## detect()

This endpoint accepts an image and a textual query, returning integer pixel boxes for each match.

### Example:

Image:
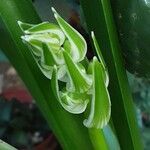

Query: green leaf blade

[81,0,143,149]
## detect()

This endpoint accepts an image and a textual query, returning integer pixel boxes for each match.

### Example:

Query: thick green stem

[89,128,108,150]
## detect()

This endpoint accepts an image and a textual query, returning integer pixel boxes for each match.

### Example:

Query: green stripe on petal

[63,50,92,93]
[57,65,68,82]
[21,34,65,65]
[51,65,60,99]
[22,33,60,50]
[51,66,89,114]
[60,91,89,114]
[84,57,111,129]
[24,22,65,46]
[49,47,64,65]
[52,7,87,62]
[41,43,55,66]
[24,43,54,79]
[40,44,66,79]
[21,36,42,57]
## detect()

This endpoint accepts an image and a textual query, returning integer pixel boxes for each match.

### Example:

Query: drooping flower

[18,8,111,129]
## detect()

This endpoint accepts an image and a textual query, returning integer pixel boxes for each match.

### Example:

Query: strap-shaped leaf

[52,7,87,62]
[63,50,92,93]
[91,32,109,87]
[84,57,111,129]
[51,65,89,114]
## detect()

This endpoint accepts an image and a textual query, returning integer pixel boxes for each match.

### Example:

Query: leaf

[52,7,87,62]
[84,57,111,128]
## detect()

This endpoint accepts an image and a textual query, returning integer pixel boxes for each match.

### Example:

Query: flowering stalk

[0,0,120,148]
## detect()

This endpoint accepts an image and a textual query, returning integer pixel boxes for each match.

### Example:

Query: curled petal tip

[53,65,57,69]
[17,20,22,25]
[21,36,25,40]
[93,56,98,61]
[51,7,57,15]
[53,13,58,20]
[24,30,29,34]
[91,31,94,37]
[21,35,29,41]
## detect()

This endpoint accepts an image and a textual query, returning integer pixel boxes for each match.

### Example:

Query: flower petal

[63,50,92,93]
[84,57,111,129]
[24,22,65,46]
[52,7,87,62]
[51,65,89,114]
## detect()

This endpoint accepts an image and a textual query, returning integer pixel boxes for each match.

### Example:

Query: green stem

[88,128,108,150]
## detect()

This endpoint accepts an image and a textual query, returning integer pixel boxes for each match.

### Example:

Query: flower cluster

[18,8,111,129]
